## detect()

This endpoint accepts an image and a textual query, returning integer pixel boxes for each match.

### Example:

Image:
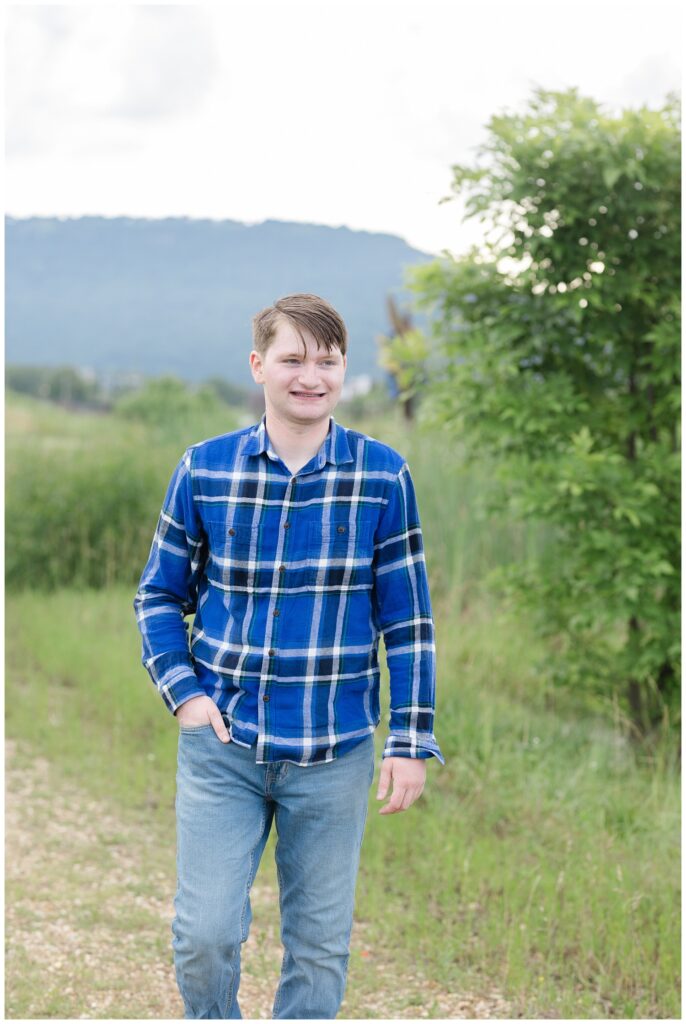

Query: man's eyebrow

[282,351,339,358]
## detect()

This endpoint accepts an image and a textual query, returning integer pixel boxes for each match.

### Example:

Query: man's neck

[264,409,332,468]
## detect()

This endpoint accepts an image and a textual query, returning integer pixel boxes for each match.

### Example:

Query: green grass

[5,390,681,1018]
[5,583,680,1019]
[5,389,545,599]
[5,390,245,591]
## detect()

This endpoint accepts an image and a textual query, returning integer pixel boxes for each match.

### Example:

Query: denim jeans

[171,721,376,1019]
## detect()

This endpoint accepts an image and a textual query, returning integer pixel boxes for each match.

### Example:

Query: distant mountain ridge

[5,215,434,385]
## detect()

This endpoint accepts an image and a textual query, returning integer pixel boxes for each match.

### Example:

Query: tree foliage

[409,87,680,736]
[113,375,223,427]
[6,364,102,405]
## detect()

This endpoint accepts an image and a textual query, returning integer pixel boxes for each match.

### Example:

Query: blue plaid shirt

[133,413,445,767]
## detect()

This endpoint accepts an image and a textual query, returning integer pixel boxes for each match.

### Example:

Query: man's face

[250,319,347,427]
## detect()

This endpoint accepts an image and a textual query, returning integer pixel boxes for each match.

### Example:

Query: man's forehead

[271,325,340,357]
[272,320,312,342]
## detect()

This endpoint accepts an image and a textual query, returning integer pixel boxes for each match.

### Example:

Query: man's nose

[297,366,321,386]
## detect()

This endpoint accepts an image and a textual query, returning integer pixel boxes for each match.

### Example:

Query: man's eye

[284,358,337,365]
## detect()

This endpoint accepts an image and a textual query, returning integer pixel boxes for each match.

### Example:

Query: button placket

[261,473,298,745]
[275,474,296,605]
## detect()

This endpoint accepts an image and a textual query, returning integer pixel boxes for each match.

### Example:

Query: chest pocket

[204,517,254,590]
[307,517,375,589]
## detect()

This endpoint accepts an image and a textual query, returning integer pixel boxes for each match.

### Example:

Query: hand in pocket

[176,695,231,743]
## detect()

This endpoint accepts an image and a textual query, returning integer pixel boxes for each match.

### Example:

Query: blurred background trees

[5,84,680,1016]
[407,86,680,740]
[6,86,680,743]
[376,295,430,422]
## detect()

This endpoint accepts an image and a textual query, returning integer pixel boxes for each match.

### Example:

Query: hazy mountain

[5,215,435,385]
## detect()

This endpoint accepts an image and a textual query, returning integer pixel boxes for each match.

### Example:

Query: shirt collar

[242,412,355,468]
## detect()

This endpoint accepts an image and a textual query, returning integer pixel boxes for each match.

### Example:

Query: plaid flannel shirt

[133,413,445,767]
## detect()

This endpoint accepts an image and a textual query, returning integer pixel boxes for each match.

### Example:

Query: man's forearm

[372,462,445,765]
[133,449,207,714]
[133,588,206,713]
[381,628,445,764]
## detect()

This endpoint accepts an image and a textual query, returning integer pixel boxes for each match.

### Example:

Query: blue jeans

[171,722,376,1019]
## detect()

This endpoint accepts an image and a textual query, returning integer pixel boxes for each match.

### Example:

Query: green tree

[202,375,253,407]
[113,375,221,425]
[376,294,430,421]
[410,87,680,739]
[6,364,101,405]
[112,374,238,447]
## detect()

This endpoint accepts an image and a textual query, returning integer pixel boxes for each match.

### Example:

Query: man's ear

[249,350,263,382]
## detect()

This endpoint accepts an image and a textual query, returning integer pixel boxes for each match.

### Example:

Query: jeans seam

[272,849,287,1017]
[223,800,267,1018]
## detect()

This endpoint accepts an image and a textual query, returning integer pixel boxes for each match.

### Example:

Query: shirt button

[273,609,280,617]
[290,477,296,485]
[263,695,270,702]
[279,565,286,572]
[337,525,346,534]
[228,528,236,536]
[283,521,290,529]
[268,648,275,656]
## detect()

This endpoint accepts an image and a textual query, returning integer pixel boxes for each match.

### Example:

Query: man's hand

[175,695,231,743]
[376,756,426,814]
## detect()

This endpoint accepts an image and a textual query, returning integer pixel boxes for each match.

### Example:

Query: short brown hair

[252,293,348,359]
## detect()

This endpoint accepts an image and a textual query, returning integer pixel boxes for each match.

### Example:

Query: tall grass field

[5,390,680,1018]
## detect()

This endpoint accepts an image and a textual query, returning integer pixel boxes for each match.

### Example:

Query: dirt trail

[5,738,512,1019]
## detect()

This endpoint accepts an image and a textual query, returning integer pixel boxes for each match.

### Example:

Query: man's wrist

[174,698,202,716]
[382,734,446,765]
[168,686,208,716]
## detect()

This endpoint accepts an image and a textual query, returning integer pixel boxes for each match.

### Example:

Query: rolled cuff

[145,650,206,715]
[382,732,446,765]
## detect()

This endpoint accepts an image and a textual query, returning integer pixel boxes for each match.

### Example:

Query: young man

[133,293,445,1019]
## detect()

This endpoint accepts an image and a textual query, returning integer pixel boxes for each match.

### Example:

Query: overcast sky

[5,0,682,255]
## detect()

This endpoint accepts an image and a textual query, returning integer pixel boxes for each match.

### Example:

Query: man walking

[133,293,445,1019]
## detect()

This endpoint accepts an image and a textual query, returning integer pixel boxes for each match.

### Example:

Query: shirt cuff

[146,651,207,715]
[382,732,446,765]
[168,685,209,716]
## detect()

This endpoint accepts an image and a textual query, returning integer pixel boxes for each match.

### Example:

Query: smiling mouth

[291,392,325,399]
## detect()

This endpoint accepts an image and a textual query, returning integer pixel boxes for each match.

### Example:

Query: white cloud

[4,0,682,255]
[6,5,218,159]
[615,53,681,109]
[107,6,218,119]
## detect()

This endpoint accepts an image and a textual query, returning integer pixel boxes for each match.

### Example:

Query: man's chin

[266,394,338,423]
[283,397,334,417]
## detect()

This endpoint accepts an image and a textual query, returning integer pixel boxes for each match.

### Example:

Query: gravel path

[5,737,512,1019]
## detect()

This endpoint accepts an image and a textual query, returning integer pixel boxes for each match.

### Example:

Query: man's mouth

[291,391,325,399]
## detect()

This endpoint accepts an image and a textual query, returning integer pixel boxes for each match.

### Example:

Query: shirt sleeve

[133,448,209,715]
[372,462,446,765]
